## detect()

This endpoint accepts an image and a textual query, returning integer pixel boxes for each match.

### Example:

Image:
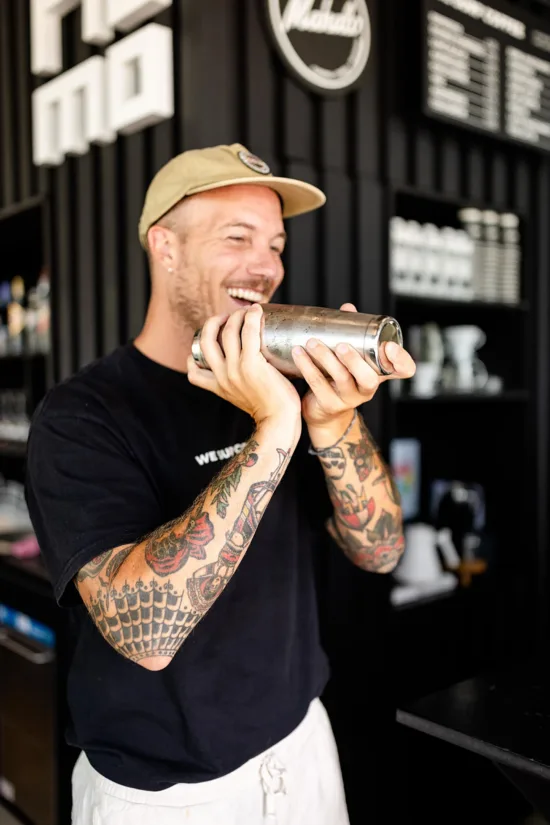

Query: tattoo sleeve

[315,413,405,573]
[74,427,294,669]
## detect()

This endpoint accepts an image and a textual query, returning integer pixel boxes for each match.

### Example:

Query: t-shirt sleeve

[25,397,164,608]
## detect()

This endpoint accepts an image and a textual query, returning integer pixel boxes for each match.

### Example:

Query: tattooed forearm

[144,493,213,576]
[373,469,401,507]
[187,448,290,610]
[314,412,404,573]
[345,415,378,481]
[211,440,259,518]
[318,447,346,480]
[74,426,296,669]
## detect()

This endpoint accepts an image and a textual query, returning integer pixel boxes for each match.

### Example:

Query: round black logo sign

[266,0,371,94]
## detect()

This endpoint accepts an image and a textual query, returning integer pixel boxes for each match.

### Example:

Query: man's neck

[133,310,195,374]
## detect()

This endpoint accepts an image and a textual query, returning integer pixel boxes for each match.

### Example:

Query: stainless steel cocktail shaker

[191,304,403,378]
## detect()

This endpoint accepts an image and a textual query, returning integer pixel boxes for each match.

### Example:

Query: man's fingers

[305,339,356,399]
[241,304,263,361]
[292,346,341,410]
[187,355,222,394]
[334,344,380,397]
[381,342,416,379]
[221,309,247,365]
[199,314,229,376]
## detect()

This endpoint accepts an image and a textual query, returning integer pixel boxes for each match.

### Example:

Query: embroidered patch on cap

[238,150,271,175]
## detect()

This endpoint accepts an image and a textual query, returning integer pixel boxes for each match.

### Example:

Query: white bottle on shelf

[406,220,425,296]
[421,223,444,297]
[389,216,410,295]
[480,210,500,302]
[458,207,483,300]
[441,226,462,300]
[455,230,475,301]
[499,213,521,305]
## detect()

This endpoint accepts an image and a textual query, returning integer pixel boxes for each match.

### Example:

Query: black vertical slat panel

[193,1,241,147]
[100,144,122,355]
[440,137,461,197]
[123,134,147,340]
[357,180,384,314]
[283,81,315,163]
[465,146,485,203]
[71,11,97,367]
[534,161,550,651]
[413,127,436,191]
[491,151,508,209]
[175,0,198,148]
[513,158,531,217]
[0,0,16,207]
[321,100,348,172]
[284,161,321,307]
[14,0,34,201]
[151,120,176,175]
[323,173,353,309]
[354,0,379,178]
[387,121,409,187]
[40,186,56,390]
[53,165,76,380]
[245,0,276,162]
[75,151,98,366]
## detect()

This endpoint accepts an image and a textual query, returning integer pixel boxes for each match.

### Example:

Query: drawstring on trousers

[260,752,287,819]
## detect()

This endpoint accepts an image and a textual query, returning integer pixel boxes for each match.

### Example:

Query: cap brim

[188,176,326,218]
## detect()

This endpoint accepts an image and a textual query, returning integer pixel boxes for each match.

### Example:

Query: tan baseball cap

[138,143,326,248]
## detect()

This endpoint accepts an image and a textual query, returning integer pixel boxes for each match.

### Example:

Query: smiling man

[25,143,415,825]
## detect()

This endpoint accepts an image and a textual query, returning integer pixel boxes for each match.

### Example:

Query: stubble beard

[168,263,209,331]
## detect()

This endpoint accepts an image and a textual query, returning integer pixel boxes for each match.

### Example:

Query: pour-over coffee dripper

[442,325,488,393]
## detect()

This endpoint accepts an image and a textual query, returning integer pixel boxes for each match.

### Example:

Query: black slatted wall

[0,0,37,208]
[0,0,384,388]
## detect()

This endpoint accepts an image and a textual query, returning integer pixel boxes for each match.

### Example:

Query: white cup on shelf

[411,362,440,398]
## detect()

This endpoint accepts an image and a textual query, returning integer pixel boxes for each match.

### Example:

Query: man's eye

[271,247,283,255]
[229,236,246,243]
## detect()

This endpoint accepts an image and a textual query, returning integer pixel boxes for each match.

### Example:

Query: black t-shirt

[25,342,332,791]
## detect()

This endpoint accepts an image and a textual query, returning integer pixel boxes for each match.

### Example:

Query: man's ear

[147,225,180,273]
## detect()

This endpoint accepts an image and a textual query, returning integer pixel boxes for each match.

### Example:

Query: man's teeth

[226,288,265,303]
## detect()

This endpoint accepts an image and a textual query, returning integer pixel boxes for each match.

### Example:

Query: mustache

[224,278,275,294]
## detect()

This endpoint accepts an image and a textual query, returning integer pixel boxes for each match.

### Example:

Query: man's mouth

[226,287,268,306]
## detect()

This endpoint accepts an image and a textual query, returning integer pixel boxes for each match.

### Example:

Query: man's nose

[246,246,279,278]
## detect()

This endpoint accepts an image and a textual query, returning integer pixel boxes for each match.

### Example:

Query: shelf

[0,353,47,364]
[391,184,528,219]
[0,195,44,224]
[0,439,27,457]
[391,588,458,612]
[392,295,529,312]
[394,390,529,404]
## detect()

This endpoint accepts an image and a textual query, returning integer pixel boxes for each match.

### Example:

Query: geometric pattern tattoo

[89,579,200,662]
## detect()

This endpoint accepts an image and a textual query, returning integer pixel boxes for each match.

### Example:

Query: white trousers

[71,698,350,825]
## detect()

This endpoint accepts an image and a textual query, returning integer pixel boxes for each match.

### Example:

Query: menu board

[423,0,550,151]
